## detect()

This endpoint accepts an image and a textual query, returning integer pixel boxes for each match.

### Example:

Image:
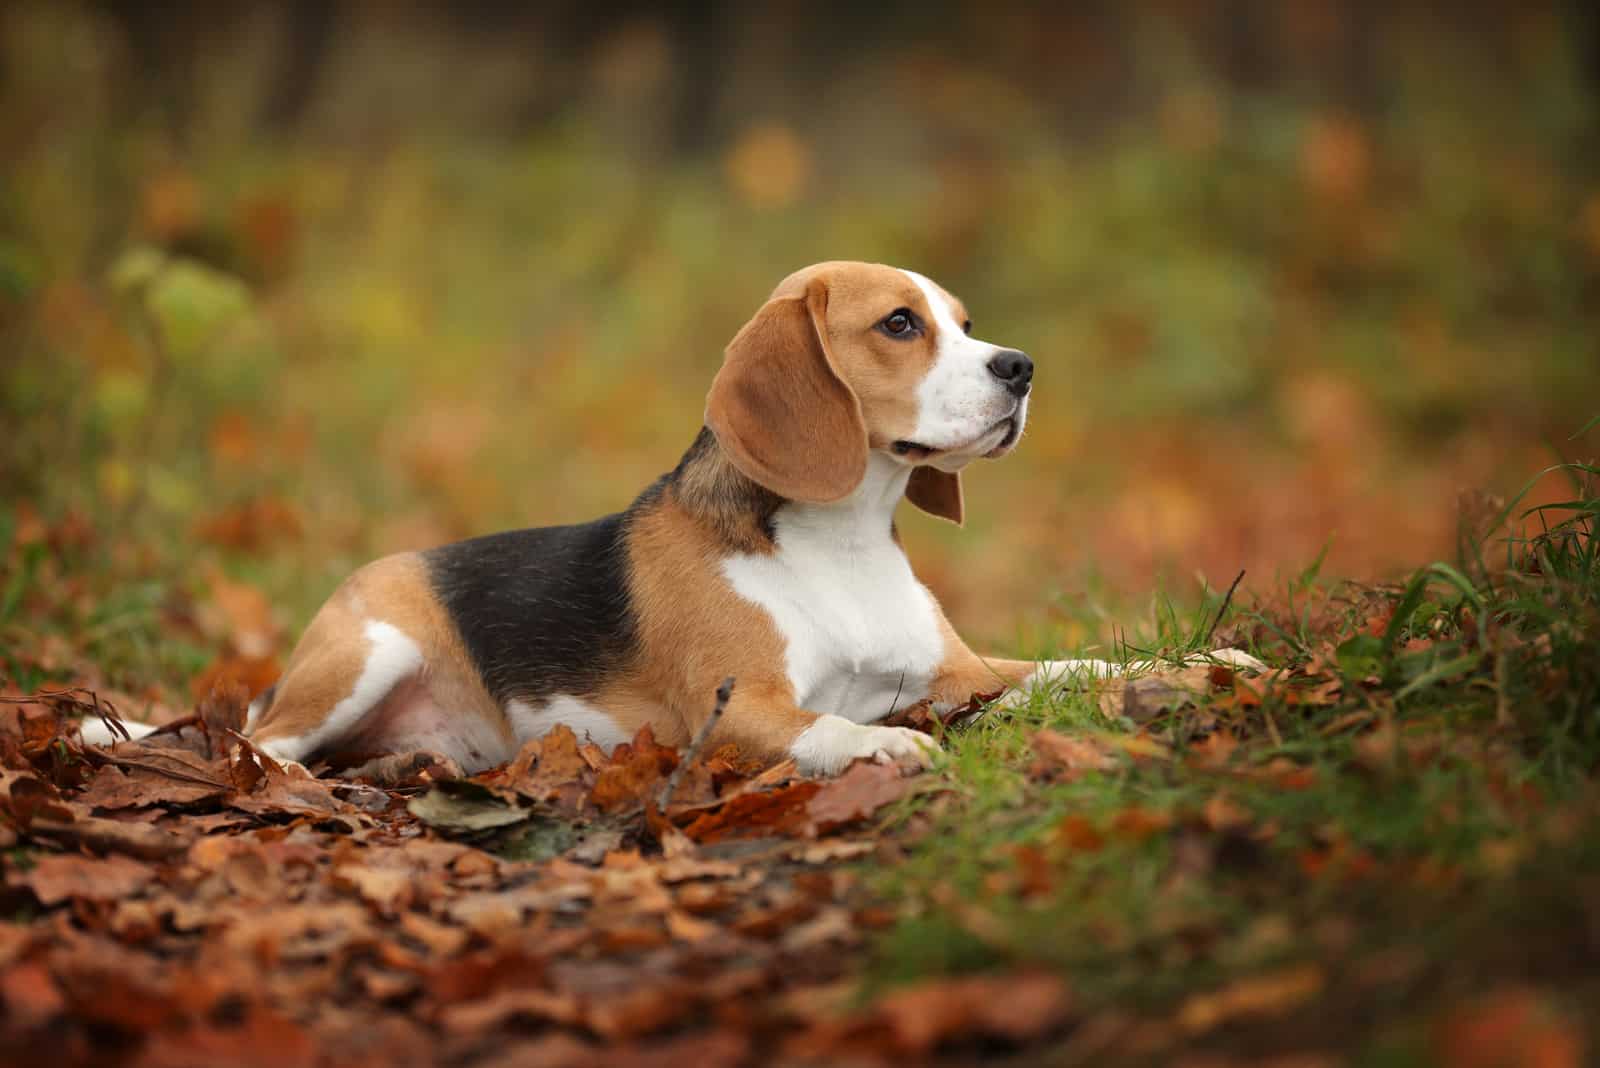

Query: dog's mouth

[892,416,1018,462]
[985,417,1022,456]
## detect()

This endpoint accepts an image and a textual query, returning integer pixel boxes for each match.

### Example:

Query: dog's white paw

[791,715,936,777]
[1191,648,1267,673]
[984,650,1267,717]
[987,660,1121,713]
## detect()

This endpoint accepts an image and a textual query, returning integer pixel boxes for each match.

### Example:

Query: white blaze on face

[901,270,1027,466]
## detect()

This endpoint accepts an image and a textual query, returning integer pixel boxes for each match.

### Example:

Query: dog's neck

[776,451,910,549]
[668,428,908,551]
[668,428,783,551]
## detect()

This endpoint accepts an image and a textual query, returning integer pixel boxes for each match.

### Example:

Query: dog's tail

[77,683,278,747]
[78,717,158,746]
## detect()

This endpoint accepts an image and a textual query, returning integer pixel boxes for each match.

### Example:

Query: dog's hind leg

[249,618,424,766]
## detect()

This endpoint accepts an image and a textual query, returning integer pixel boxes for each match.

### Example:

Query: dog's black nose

[986,349,1033,397]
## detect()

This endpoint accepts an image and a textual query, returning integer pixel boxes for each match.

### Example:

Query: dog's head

[706,261,1032,525]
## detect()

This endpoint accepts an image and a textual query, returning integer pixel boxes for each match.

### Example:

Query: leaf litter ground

[4,462,1600,1066]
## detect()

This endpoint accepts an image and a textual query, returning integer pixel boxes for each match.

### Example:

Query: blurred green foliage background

[2,2,1598,699]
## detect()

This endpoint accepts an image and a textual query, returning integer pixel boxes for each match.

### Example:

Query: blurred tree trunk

[261,0,336,132]
[98,0,204,146]
[665,2,729,155]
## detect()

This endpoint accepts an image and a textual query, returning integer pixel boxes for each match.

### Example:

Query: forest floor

[2,454,1597,1068]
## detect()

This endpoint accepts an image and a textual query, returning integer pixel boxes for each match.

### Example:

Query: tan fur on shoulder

[591,489,815,760]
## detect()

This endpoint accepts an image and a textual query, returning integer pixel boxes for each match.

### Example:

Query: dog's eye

[963,319,973,335]
[878,309,917,338]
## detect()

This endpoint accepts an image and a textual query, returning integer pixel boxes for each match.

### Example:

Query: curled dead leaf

[1030,729,1120,781]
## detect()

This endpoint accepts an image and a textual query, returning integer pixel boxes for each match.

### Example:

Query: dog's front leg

[699,680,935,777]
[929,643,1265,714]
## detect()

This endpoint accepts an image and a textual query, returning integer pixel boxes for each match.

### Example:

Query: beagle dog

[148,262,1261,776]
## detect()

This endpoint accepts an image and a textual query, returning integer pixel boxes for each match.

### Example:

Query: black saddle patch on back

[423,514,637,705]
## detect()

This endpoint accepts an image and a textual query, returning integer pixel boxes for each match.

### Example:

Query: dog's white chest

[722,502,945,723]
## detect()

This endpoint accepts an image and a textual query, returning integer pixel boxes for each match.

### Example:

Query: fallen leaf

[77,763,228,810]
[10,852,155,906]
[679,781,822,843]
[438,987,584,1033]
[812,971,1071,1056]
[1030,729,1120,780]
[1202,793,1252,832]
[200,565,281,659]
[505,725,592,805]
[193,496,304,552]
[1432,988,1584,1068]
[24,813,190,860]
[0,960,65,1029]
[188,654,281,703]
[1114,665,1214,723]
[407,781,530,833]
[333,863,415,916]
[806,760,914,833]
[1178,964,1325,1033]
[590,726,677,813]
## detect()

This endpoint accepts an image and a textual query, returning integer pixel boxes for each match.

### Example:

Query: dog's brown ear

[706,279,867,502]
[906,467,964,525]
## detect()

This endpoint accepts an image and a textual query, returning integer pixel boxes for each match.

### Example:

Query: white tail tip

[79,718,160,747]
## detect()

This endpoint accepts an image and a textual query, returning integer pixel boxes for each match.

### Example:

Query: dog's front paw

[1190,648,1267,673]
[791,714,937,777]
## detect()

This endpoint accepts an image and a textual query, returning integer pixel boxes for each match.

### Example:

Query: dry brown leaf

[503,725,593,806]
[0,960,66,1029]
[780,907,857,952]
[680,780,822,843]
[1431,987,1584,1068]
[1030,729,1120,780]
[10,852,156,905]
[26,813,191,860]
[806,760,915,833]
[664,909,720,943]
[334,863,415,916]
[1202,793,1252,832]
[1178,964,1325,1033]
[438,987,583,1033]
[584,982,697,1040]
[199,566,282,659]
[864,971,1071,1055]
[590,726,677,813]
[220,903,374,964]
[792,840,875,865]
[77,762,228,810]
[193,496,304,552]
[1110,665,1215,723]
[188,654,282,704]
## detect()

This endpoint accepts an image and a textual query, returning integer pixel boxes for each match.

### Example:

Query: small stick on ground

[96,752,228,789]
[657,677,735,811]
[3,686,132,742]
[1204,569,1248,646]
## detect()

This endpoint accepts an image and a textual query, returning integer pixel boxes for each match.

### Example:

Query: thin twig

[1204,569,1248,646]
[657,677,735,811]
[2,686,131,742]
[1260,703,1284,750]
[885,670,906,719]
[96,752,229,789]
[1493,640,1511,729]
